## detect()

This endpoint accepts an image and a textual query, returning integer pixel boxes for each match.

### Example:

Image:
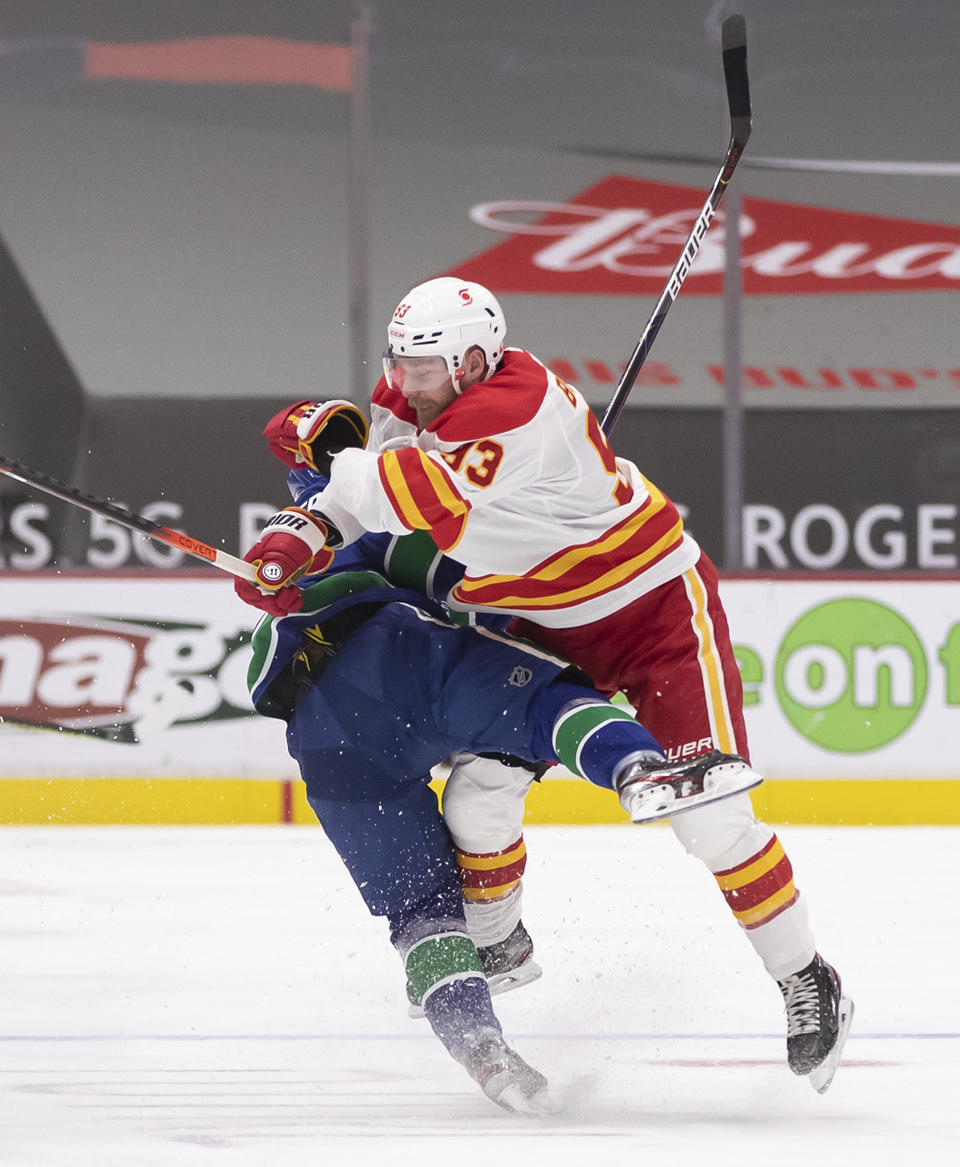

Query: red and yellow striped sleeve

[377,447,471,552]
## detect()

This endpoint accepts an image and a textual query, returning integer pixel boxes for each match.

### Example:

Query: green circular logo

[775,598,927,752]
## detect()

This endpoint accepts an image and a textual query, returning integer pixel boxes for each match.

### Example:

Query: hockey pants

[285,602,654,920]
[478,551,818,981]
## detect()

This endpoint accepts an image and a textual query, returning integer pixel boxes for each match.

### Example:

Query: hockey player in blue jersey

[239,557,681,1114]
[240,536,706,1112]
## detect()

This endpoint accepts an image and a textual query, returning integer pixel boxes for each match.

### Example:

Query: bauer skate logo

[665,736,715,762]
[449,175,960,295]
[509,666,533,687]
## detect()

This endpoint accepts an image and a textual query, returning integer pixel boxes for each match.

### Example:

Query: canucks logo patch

[509,666,533,687]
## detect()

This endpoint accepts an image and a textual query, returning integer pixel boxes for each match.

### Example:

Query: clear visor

[382,350,452,394]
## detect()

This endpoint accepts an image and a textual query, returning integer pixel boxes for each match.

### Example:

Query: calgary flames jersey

[315,348,699,629]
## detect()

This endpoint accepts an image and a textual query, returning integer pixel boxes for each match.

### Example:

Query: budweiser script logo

[444,176,960,294]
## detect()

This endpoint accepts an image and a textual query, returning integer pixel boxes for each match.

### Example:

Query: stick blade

[721,12,746,53]
[721,14,752,129]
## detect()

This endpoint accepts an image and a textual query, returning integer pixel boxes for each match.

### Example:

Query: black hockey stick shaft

[0,453,258,582]
[601,14,752,437]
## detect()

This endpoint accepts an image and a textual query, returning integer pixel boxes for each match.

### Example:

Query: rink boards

[0,573,958,825]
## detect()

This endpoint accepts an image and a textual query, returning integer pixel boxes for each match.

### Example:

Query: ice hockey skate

[615,748,763,824]
[778,953,854,1094]
[407,921,541,1018]
[459,1032,557,1115]
[478,921,543,999]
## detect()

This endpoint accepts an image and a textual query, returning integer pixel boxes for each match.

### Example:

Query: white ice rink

[1,823,956,1167]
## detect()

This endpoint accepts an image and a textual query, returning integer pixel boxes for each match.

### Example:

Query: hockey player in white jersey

[246,277,853,1093]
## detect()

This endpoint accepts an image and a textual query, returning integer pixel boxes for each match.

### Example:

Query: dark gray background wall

[0,1,957,570]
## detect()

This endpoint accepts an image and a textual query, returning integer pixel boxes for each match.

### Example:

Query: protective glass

[382,350,452,394]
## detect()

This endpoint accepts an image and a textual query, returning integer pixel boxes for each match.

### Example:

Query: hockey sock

[550,697,662,789]
[712,833,800,932]
[403,929,484,1006]
[456,836,526,909]
[403,930,501,1058]
[423,978,503,1062]
[461,882,523,949]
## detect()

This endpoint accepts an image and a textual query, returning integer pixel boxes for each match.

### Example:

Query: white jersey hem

[446,534,702,629]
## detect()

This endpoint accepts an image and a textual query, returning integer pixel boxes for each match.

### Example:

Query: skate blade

[488,958,543,998]
[628,765,763,824]
[496,1082,560,1116]
[407,959,543,1018]
[808,995,855,1094]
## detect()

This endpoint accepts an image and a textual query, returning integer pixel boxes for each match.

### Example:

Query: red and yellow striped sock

[456,836,527,903]
[713,834,799,930]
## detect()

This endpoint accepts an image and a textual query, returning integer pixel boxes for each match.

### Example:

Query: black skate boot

[460,1031,557,1115]
[778,953,854,1094]
[615,749,763,823]
[478,921,543,998]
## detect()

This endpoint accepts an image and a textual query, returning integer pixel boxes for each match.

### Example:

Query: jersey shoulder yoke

[430,349,549,442]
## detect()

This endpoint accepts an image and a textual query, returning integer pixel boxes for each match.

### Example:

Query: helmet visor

[382,350,452,394]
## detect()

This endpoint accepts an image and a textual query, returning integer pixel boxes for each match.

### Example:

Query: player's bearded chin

[411,395,443,427]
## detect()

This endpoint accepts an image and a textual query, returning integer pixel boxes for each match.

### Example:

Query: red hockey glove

[233,507,334,617]
[234,575,304,617]
[263,399,369,474]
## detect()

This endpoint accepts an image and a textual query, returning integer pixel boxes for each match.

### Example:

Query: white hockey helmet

[383,277,506,392]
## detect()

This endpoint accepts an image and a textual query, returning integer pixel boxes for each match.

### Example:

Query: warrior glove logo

[260,561,285,583]
[267,512,309,532]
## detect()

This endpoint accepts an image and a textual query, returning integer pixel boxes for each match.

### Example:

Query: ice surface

[1,824,957,1166]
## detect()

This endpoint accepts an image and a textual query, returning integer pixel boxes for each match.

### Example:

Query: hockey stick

[0,453,258,583]
[600,13,751,436]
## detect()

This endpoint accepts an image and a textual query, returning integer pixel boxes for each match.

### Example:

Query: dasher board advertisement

[0,574,957,782]
[0,575,290,778]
